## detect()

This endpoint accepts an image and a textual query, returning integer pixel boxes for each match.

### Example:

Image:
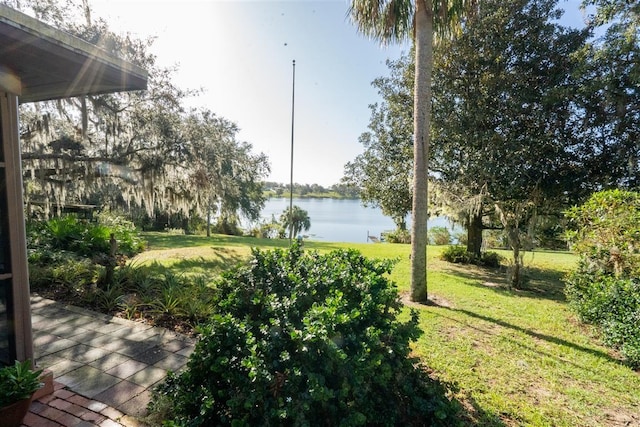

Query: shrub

[566,273,640,365]
[478,251,503,268]
[45,216,78,242]
[151,245,460,426]
[28,229,215,329]
[110,264,215,328]
[429,226,452,245]
[87,283,126,312]
[27,214,144,259]
[251,220,283,239]
[564,190,640,367]
[441,245,471,264]
[96,212,146,256]
[213,216,243,236]
[27,214,146,305]
[383,228,411,243]
[440,246,503,268]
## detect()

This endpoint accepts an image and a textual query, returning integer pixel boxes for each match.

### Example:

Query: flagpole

[289,59,296,243]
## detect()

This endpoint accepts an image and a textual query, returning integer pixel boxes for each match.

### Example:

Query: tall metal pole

[289,59,296,243]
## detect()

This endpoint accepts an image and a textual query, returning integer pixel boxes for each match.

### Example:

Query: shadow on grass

[521,266,567,301]
[436,306,620,366]
[439,262,567,302]
[143,231,367,253]
[457,394,508,427]
[143,232,293,250]
[142,231,370,250]
[169,250,246,275]
[143,232,224,249]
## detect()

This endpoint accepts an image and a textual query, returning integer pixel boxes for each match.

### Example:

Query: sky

[89,0,589,187]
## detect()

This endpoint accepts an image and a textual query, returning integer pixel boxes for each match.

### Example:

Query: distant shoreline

[264,193,359,200]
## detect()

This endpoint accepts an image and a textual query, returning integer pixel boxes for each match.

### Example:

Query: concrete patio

[22,295,196,426]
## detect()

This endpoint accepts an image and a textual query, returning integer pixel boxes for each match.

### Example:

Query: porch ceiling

[0,4,147,103]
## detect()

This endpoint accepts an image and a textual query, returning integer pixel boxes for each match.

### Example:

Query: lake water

[252,198,457,243]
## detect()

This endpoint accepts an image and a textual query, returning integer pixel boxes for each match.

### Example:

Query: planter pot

[0,396,33,427]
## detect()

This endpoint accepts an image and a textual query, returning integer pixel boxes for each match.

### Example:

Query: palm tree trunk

[410,0,433,303]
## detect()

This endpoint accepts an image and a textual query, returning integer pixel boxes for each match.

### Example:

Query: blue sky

[91,0,588,187]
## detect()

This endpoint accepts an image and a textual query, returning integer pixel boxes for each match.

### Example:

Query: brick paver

[21,382,131,427]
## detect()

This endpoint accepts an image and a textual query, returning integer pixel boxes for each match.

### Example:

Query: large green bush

[151,245,460,426]
[382,228,411,243]
[27,214,144,260]
[440,245,503,268]
[95,212,146,256]
[564,190,640,367]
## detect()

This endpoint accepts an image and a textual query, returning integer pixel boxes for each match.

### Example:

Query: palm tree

[349,0,472,302]
[280,205,311,240]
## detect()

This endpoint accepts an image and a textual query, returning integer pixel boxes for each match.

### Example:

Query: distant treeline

[263,182,359,199]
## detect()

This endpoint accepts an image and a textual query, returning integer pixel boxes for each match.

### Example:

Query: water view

[254,198,457,243]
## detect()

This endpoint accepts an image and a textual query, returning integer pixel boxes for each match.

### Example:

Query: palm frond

[348,0,414,44]
[348,0,478,43]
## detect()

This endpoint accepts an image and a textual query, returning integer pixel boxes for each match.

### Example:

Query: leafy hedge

[27,213,145,260]
[440,245,503,268]
[564,190,640,367]
[151,245,461,426]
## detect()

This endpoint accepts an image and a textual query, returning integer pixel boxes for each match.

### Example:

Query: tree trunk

[506,225,522,289]
[206,207,211,237]
[410,0,433,303]
[467,212,483,258]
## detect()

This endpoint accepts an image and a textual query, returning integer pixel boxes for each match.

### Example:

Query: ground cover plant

[150,244,462,426]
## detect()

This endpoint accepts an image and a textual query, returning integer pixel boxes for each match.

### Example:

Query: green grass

[137,232,409,278]
[135,233,640,426]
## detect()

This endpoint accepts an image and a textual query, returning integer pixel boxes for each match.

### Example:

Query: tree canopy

[345,0,640,287]
[570,0,640,191]
[342,56,414,231]
[5,0,270,224]
[431,0,590,285]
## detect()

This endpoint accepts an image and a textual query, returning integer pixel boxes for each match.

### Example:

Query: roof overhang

[0,4,147,103]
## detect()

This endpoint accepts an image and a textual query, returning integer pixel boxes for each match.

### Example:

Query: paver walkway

[22,295,196,426]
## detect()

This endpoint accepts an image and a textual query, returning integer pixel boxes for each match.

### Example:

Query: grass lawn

[135,232,640,426]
